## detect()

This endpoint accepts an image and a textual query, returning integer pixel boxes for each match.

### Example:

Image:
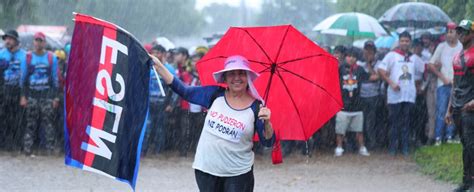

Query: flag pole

[152,66,166,97]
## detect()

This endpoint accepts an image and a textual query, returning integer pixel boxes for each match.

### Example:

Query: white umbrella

[313,12,389,39]
[155,37,175,51]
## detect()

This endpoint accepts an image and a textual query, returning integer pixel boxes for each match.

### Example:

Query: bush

[414,144,463,183]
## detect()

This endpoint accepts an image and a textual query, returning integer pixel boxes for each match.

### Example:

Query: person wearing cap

[20,32,60,156]
[420,32,439,148]
[151,54,275,191]
[171,47,196,157]
[427,22,463,146]
[0,29,27,151]
[446,19,474,192]
[187,51,207,151]
[421,32,435,61]
[358,41,385,150]
[333,45,347,66]
[378,31,425,156]
[410,38,429,147]
[334,47,370,157]
[142,44,176,156]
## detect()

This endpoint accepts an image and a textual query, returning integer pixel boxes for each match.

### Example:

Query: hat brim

[456,26,470,31]
[2,34,18,41]
[213,68,259,83]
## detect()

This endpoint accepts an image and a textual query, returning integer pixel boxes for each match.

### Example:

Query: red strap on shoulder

[26,52,32,67]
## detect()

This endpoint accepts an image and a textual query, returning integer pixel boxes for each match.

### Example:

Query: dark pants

[0,86,23,151]
[388,102,414,155]
[23,97,56,153]
[190,112,206,150]
[361,95,386,150]
[179,110,205,156]
[453,111,474,186]
[314,117,336,149]
[179,109,192,156]
[411,95,428,146]
[165,107,180,151]
[54,95,64,151]
[195,169,254,192]
[142,102,167,156]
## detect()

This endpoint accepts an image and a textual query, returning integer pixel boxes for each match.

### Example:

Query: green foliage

[257,0,335,33]
[414,144,463,183]
[0,0,205,39]
[0,0,38,29]
[335,0,474,24]
[465,0,474,21]
[336,0,408,18]
[201,3,242,33]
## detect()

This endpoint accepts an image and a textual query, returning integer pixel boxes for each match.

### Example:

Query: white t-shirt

[192,96,255,176]
[429,41,463,87]
[421,48,432,63]
[379,51,425,104]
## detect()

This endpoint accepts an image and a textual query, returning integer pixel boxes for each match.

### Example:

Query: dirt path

[0,151,454,192]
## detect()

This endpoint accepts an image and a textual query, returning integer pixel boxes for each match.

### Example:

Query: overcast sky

[195,0,263,11]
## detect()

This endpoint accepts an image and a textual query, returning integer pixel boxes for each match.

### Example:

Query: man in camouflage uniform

[20,32,60,156]
[0,29,27,151]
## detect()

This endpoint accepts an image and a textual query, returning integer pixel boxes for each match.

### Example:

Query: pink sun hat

[212,55,263,102]
[213,55,259,83]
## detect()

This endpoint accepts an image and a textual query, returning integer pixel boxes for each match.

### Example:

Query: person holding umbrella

[151,54,275,191]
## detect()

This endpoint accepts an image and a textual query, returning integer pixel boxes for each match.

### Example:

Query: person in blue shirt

[0,29,27,151]
[151,53,275,191]
[142,44,177,156]
[20,32,60,156]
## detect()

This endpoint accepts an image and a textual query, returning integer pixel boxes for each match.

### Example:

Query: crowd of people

[0,19,473,190]
[0,23,466,157]
[281,22,467,158]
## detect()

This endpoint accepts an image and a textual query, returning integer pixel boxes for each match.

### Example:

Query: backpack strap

[26,51,53,69]
[460,51,468,74]
[47,51,53,68]
[26,52,32,68]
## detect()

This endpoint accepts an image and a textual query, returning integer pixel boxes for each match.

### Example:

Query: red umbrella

[197,25,342,150]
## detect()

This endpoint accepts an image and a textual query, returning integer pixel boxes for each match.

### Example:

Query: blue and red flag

[64,13,151,189]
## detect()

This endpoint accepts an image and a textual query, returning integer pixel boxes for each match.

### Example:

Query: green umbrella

[313,12,389,40]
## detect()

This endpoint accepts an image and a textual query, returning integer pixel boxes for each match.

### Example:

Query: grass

[414,143,463,184]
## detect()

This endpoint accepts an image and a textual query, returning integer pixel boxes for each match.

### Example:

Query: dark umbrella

[18,32,64,51]
[379,2,451,29]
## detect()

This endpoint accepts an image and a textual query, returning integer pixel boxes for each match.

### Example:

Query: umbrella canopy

[379,2,451,29]
[197,25,342,141]
[313,12,389,39]
[395,26,446,39]
[352,38,370,49]
[375,31,398,49]
[18,32,64,51]
[155,37,175,51]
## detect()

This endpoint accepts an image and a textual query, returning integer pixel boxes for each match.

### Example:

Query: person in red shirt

[446,19,474,192]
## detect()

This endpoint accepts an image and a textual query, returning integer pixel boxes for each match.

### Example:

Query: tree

[72,0,205,39]
[0,0,38,29]
[257,0,336,34]
[201,3,254,34]
[336,0,474,25]
[336,0,408,18]
[1,0,205,40]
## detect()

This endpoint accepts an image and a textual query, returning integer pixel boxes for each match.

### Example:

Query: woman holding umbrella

[151,54,275,192]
